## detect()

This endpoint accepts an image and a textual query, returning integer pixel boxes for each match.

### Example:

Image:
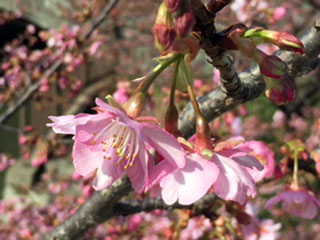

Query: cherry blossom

[266,187,320,219]
[48,98,185,193]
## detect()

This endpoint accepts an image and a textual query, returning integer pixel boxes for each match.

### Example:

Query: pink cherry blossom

[239,140,275,182]
[180,217,212,240]
[155,136,263,205]
[48,98,185,193]
[241,202,281,240]
[212,153,259,205]
[266,188,320,219]
[212,138,264,204]
[159,152,219,205]
[242,218,281,240]
[0,153,16,172]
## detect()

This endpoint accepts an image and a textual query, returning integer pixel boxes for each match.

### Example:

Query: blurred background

[0,0,320,239]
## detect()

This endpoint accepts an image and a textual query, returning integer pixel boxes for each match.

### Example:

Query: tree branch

[113,193,217,217]
[43,175,132,240]
[178,22,320,138]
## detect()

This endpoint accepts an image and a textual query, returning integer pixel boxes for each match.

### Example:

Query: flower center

[93,119,139,169]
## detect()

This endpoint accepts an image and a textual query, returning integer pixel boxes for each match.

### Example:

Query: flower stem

[169,56,180,105]
[137,54,181,94]
[292,150,299,187]
[183,59,212,151]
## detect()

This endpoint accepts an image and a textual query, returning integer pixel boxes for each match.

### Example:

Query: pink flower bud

[245,29,304,54]
[165,0,182,12]
[260,55,288,79]
[175,13,195,38]
[275,32,304,54]
[264,75,296,105]
[153,24,176,52]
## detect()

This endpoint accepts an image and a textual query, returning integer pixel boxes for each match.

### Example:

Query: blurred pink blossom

[272,110,286,128]
[273,7,286,21]
[0,153,16,172]
[240,140,275,182]
[180,217,212,240]
[266,186,320,219]
[113,81,131,105]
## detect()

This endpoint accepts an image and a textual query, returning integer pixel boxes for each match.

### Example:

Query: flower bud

[260,54,288,79]
[171,35,200,62]
[244,29,304,54]
[123,92,146,119]
[165,103,181,137]
[195,115,212,152]
[153,24,176,52]
[165,0,182,13]
[175,13,195,38]
[155,2,173,26]
[264,75,296,105]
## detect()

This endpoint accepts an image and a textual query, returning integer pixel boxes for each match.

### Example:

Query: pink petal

[127,142,149,193]
[76,116,112,143]
[95,98,129,122]
[145,159,174,193]
[233,155,264,171]
[160,153,219,205]
[143,125,186,168]
[265,194,283,209]
[92,154,124,190]
[72,140,103,177]
[213,154,256,205]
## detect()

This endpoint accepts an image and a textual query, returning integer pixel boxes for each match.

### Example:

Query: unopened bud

[260,54,288,79]
[165,0,182,13]
[195,115,212,152]
[264,75,296,105]
[153,24,176,52]
[175,13,195,38]
[244,29,304,54]
[123,92,146,119]
[155,2,173,26]
[165,103,181,136]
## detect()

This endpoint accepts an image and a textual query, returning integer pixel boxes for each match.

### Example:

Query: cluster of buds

[222,25,303,105]
[252,49,295,105]
[153,1,199,62]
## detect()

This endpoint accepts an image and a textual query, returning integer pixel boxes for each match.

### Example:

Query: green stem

[137,54,181,94]
[169,57,181,105]
[293,150,299,186]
